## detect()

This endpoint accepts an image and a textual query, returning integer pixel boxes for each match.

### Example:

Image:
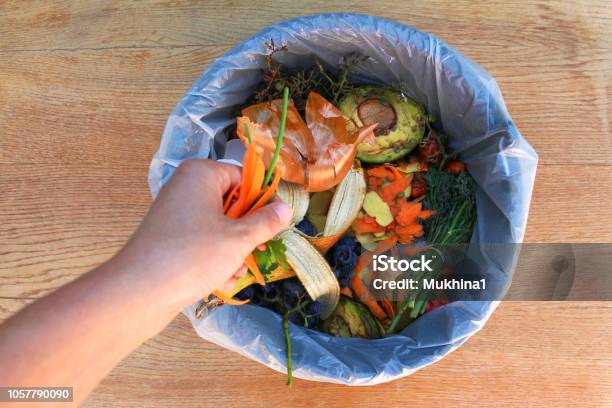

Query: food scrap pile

[196,47,477,384]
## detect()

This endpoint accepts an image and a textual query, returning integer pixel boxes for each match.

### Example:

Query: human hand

[121,159,292,306]
[0,159,293,397]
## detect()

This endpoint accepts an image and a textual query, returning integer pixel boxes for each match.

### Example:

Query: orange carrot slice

[227,144,258,218]
[384,164,401,178]
[362,214,380,225]
[351,273,387,321]
[396,200,422,226]
[397,235,416,244]
[396,223,423,235]
[365,300,387,321]
[352,217,386,234]
[367,166,394,179]
[381,297,396,319]
[379,174,410,204]
[418,209,436,220]
[223,183,240,212]
[247,169,281,214]
[374,236,398,255]
[396,224,424,243]
[340,286,353,298]
[243,253,265,286]
[245,154,265,206]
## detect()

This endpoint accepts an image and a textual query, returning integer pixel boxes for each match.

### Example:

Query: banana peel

[275,180,309,224]
[280,229,339,319]
[196,229,340,319]
[307,165,367,254]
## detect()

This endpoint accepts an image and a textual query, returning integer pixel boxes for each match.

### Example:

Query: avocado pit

[357,98,397,136]
[338,87,425,163]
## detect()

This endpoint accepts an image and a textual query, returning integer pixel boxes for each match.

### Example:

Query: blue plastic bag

[148,13,538,385]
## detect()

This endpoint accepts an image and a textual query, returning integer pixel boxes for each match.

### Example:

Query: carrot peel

[340,286,353,298]
[381,297,396,319]
[244,253,265,286]
[351,273,387,321]
[208,88,290,307]
[247,169,282,214]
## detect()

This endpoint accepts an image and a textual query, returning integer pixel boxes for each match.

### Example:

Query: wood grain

[0,164,150,298]
[525,164,612,243]
[0,46,224,166]
[1,9,610,165]
[0,298,608,407]
[0,1,611,406]
[1,0,610,50]
[85,302,612,407]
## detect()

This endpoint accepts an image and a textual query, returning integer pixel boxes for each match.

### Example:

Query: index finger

[211,160,242,194]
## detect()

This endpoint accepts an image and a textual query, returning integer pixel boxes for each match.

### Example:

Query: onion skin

[237,92,376,192]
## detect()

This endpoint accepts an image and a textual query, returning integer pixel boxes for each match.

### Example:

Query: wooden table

[1,1,611,406]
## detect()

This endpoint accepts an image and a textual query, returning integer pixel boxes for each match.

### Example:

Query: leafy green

[423,167,477,244]
[252,239,289,280]
[387,167,477,334]
[266,239,290,271]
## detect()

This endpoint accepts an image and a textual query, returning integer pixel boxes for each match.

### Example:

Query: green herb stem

[441,200,468,244]
[263,86,289,187]
[283,311,293,386]
[386,301,409,334]
[244,122,252,144]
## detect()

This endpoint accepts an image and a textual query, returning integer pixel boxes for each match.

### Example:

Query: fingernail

[270,201,292,225]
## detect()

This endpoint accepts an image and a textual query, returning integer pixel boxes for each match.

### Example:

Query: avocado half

[338,87,426,163]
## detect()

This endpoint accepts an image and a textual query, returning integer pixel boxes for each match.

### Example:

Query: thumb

[237,200,293,245]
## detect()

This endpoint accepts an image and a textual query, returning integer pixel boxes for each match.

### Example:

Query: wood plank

[0,164,150,298]
[80,302,611,407]
[2,297,609,406]
[1,2,611,406]
[0,46,610,166]
[1,1,610,50]
[1,293,610,405]
[0,46,224,166]
[0,163,609,299]
[525,164,612,243]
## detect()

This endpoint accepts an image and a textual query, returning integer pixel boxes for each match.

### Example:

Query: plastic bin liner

[148,13,538,385]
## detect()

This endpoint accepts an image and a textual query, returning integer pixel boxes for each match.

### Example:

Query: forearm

[0,160,290,406]
[0,241,199,405]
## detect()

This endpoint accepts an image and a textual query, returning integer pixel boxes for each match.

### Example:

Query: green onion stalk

[263,86,289,188]
[268,86,293,384]
[244,87,292,381]
[283,311,293,386]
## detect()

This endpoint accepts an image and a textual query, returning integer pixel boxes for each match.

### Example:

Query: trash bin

[148,13,538,385]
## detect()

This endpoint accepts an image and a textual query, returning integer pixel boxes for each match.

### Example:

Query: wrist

[106,240,208,313]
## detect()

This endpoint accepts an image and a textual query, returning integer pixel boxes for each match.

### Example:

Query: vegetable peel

[237,92,376,192]
[363,191,393,227]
